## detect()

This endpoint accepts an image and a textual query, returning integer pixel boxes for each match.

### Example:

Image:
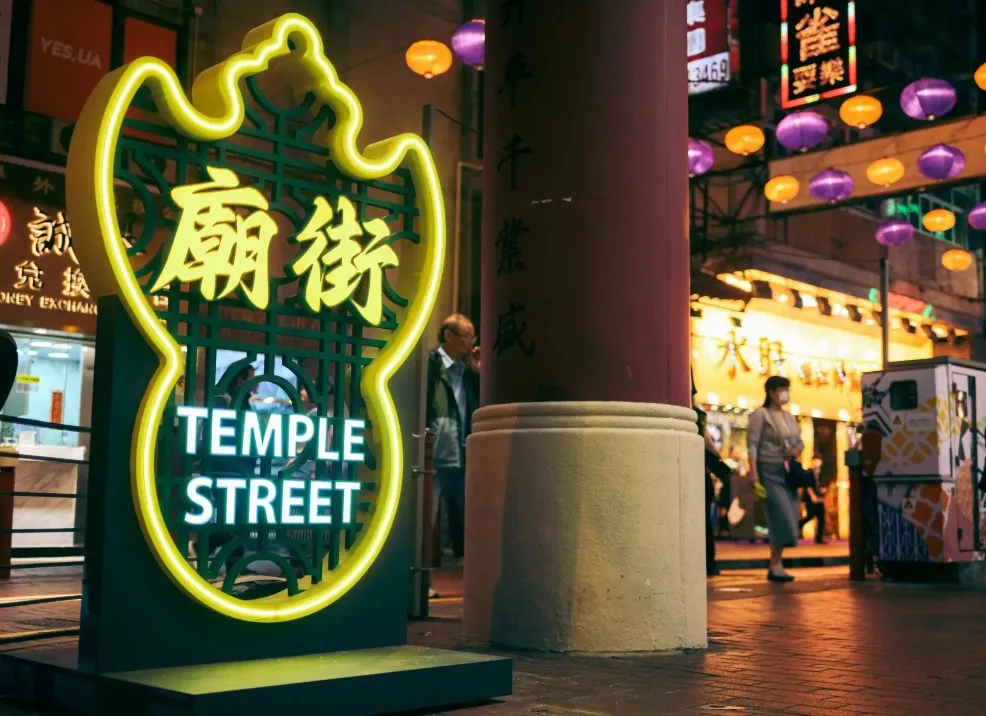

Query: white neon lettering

[248,479,277,524]
[211,409,237,456]
[334,481,360,523]
[287,414,315,457]
[177,406,209,454]
[343,419,365,461]
[309,481,333,525]
[242,411,283,458]
[316,416,339,460]
[215,477,247,524]
[280,480,306,525]
[184,476,214,525]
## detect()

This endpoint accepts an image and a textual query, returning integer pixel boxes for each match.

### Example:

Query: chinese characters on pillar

[781,0,856,108]
[686,0,736,96]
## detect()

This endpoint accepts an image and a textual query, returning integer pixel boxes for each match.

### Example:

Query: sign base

[0,642,511,715]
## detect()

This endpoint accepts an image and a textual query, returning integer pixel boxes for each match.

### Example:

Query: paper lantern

[451,19,485,68]
[917,144,965,180]
[922,208,956,233]
[900,78,957,121]
[764,175,800,203]
[724,125,765,156]
[866,157,905,187]
[977,63,986,91]
[941,248,973,272]
[968,203,986,230]
[875,219,915,247]
[0,200,9,247]
[840,95,883,129]
[406,40,453,78]
[688,139,715,176]
[776,111,828,151]
[809,169,854,203]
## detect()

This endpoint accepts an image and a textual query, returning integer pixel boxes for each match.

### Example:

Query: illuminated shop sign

[781,0,857,108]
[687,0,739,96]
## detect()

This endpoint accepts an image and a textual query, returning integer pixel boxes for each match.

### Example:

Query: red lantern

[0,201,10,247]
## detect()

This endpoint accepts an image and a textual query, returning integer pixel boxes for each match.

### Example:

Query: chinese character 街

[152,166,277,309]
[291,195,399,326]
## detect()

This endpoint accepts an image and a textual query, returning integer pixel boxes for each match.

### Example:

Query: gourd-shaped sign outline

[66,13,445,622]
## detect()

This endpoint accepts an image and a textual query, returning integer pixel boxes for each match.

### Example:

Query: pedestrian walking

[747,375,803,582]
[799,454,828,544]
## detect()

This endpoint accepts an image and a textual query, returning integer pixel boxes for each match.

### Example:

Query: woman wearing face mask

[747,375,803,582]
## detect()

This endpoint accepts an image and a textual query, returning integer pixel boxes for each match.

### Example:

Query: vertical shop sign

[24,0,113,122]
[687,0,732,96]
[50,389,63,424]
[781,0,857,108]
[0,0,13,104]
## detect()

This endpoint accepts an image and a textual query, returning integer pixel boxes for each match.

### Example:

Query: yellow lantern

[942,248,973,272]
[976,63,986,91]
[724,125,765,156]
[866,157,905,187]
[923,208,956,233]
[839,95,883,128]
[764,175,800,203]
[406,40,453,78]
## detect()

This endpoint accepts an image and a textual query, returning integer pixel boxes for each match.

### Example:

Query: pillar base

[463,402,707,653]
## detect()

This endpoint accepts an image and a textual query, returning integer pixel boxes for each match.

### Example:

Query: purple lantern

[776,111,829,152]
[688,139,715,176]
[968,203,986,231]
[900,78,957,121]
[809,169,854,202]
[875,219,915,247]
[917,144,965,180]
[451,19,485,68]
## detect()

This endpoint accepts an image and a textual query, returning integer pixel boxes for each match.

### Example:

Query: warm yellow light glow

[942,248,973,272]
[716,273,753,292]
[976,63,986,91]
[922,208,956,233]
[764,175,800,203]
[838,409,851,422]
[840,95,883,128]
[866,157,905,187]
[790,403,801,416]
[725,125,765,156]
[65,14,446,623]
[406,40,453,78]
[811,409,822,418]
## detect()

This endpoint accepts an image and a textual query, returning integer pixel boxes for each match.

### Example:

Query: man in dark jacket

[426,314,479,560]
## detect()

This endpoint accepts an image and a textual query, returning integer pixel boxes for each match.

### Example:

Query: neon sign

[781,0,857,109]
[66,14,445,622]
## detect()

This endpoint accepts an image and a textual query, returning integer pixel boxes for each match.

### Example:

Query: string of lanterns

[406,18,484,78]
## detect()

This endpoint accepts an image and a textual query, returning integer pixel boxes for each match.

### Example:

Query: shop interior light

[777,293,789,303]
[790,289,803,308]
[847,305,863,322]
[33,329,47,335]
[800,294,817,309]
[751,280,773,299]
[27,350,37,356]
[817,296,832,316]
[52,343,72,350]
[30,341,52,348]
[47,352,70,359]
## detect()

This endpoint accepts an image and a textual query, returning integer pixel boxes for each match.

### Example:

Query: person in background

[747,375,803,583]
[694,378,730,576]
[426,314,479,563]
[799,453,828,545]
[727,446,756,542]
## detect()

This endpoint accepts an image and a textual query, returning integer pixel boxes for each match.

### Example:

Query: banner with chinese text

[687,0,735,96]
[781,0,857,108]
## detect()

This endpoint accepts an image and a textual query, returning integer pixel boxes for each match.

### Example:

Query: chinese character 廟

[14,261,44,291]
[290,195,399,326]
[62,267,90,299]
[687,28,707,58]
[686,0,706,27]
[152,166,277,309]
[28,208,77,264]
[792,63,818,95]
[795,6,841,63]
[819,57,845,86]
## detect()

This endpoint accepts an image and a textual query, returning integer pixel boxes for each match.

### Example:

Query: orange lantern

[866,157,905,187]
[839,95,883,128]
[976,63,986,91]
[764,175,800,203]
[724,125,765,156]
[941,248,973,271]
[406,40,453,78]
[923,208,956,233]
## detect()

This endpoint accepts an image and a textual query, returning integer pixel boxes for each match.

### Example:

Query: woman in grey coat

[747,375,803,582]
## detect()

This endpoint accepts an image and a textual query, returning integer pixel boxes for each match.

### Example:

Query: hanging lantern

[977,63,986,91]
[942,248,973,272]
[866,157,905,187]
[764,175,800,203]
[688,139,715,176]
[775,111,829,152]
[900,78,957,121]
[0,200,9,248]
[917,144,965,180]
[809,168,854,203]
[451,19,485,68]
[968,202,986,230]
[875,219,915,248]
[840,95,883,129]
[922,208,956,233]
[724,125,765,156]
[406,40,453,78]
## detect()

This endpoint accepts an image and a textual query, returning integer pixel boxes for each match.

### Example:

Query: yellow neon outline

[66,14,445,622]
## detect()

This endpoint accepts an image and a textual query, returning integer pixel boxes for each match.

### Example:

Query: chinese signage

[781,0,857,108]
[687,0,735,96]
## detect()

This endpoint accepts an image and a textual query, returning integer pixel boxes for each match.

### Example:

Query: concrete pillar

[463,0,706,652]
